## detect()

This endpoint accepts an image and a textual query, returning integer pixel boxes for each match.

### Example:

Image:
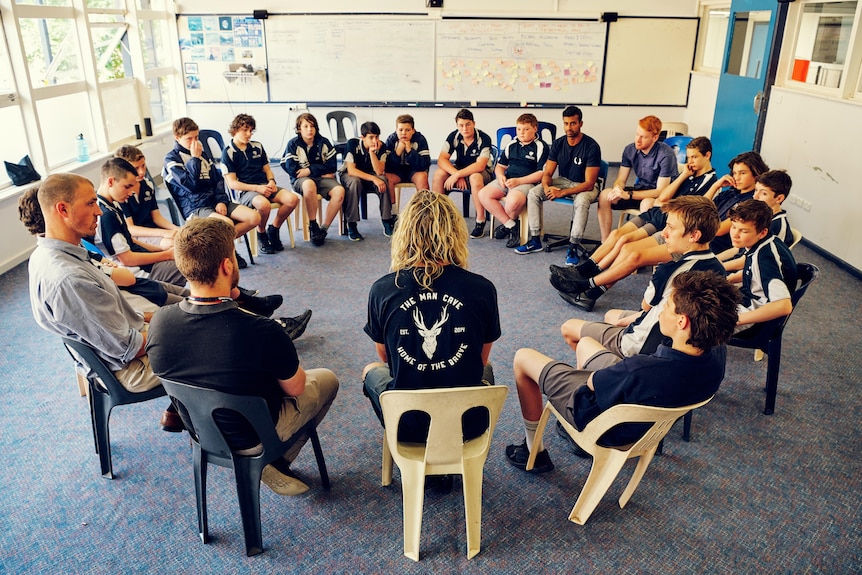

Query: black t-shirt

[147,300,299,450]
[548,134,602,182]
[365,265,501,440]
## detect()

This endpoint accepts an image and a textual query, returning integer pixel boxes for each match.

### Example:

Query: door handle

[753,92,763,113]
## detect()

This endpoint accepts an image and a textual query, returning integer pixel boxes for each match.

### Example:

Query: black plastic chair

[158,377,330,557]
[538,120,557,143]
[326,110,358,160]
[61,338,166,479]
[728,262,819,415]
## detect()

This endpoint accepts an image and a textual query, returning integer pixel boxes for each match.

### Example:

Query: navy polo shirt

[499,137,549,179]
[440,129,493,170]
[621,141,679,190]
[222,140,270,186]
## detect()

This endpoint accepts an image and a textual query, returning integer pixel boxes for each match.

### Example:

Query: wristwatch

[627,190,634,200]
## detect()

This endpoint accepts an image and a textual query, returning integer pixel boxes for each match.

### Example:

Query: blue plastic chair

[542,160,609,252]
[663,136,694,164]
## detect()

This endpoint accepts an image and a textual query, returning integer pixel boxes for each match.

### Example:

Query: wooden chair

[158,377,330,556]
[527,397,713,525]
[61,338,166,479]
[380,386,508,561]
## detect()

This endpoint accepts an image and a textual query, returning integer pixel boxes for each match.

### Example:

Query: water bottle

[76,134,89,162]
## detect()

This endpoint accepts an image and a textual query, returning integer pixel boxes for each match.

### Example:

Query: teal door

[710,0,782,172]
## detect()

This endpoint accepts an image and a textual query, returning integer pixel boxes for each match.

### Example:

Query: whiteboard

[602,18,698,106]
[436,20,605,104]
[266,18,435,102]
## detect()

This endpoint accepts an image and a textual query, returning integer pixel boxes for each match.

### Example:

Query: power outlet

[288,103,307,111]
[802,200,812,212]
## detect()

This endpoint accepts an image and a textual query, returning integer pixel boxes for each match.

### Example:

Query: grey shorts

[189,201,242,219]
[292,176,342,199]
[579,321,628,361]
[238,190,265,207]
[539,354,623,425]
[488,179,533,197]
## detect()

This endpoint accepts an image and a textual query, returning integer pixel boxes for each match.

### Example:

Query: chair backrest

[663,135,694,164]
[731,262,819,348]
[158,377,282,464]
[198,129,226,161]
[576,396,713,455]
[326,111,359,146]
[658,122,689,141]
[537,121,557,143]
[381,386,508,467]
[496,126,517,152]
[789,227,803,250]
[598,159,609,191]
[80,238,104,257]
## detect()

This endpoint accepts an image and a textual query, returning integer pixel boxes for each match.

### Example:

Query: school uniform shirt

[281,133,339,180]
[342,138,389,175]
[94,195,154,276]
[440,129,493,170]
[498,137,550,179]
[740,233,797,315]
[121,177,158,228]
[548,134,602,183]
[620,141,679,190]
[710,187,755,253]
[163,141,230,218]
[384,132,431,173]
[639,169,718,229]
[771,209,793,246]
[222,140,270,186]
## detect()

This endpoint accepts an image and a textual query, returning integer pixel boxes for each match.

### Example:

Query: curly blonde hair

[390,189,468,290]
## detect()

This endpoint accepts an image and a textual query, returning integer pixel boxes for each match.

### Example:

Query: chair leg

[462,190,471,217]
[399,462,426,562]
[461,459,486,559]
[308,428,330,490]
[568,450,628,525]
[285,212,296,249]
[618,446,659,509]
[682,411,692,442]
[90,387,114,479]
[233,460,265,557]
[381,433,393,487]
[76,371,88,397]
[525,403,553,471]
[193,446,209,544]
[241,235,255,265]
[764,336,782,415]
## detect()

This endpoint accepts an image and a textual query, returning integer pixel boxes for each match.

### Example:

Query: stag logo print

[413,305,450,359]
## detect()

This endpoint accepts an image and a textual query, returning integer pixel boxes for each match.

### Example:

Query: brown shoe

[160,409,184,433]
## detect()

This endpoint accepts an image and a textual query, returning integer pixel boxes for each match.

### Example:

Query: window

[784,0,862,98]
[696,3,731,73]
[19,17,84,87]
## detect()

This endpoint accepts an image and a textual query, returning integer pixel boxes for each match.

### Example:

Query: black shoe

[275,309,312,340]
[550,272,587,294]
[493,223,510,239]
[550,264,585,282]
[424,474,454,494]
[257,230,275,254]
[238,293,283,317]
[470,221,486,239]
[558,290,596,312]
[556,421,591,458]
[235,252,248,269]
[382,217,396,237]
[310,224,327,246]
[505,221,521,248]
[267,224,285,251]
[236,286,259,298]
[505,440,554,473]
[347,224,364,242]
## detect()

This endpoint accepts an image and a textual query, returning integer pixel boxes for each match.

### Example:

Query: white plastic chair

[380,385,508,561]
[527,396,712,525]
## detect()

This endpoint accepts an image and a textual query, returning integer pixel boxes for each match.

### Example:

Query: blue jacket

[163,141,229,218]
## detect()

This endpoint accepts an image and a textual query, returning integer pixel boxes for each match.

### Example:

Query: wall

[0,135,176,275]
[760,87,862,271]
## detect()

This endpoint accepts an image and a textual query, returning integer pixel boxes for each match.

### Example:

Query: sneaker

[235,252,248,269]
[267,224,285,252]
[257,230,275,255]
[505,221,521,248]
[275,309,312,340]
[493,223,510,239]
[550,264,584,282]
[261,464,310,496]
[565,243,581,266]
[558,290,596,312]
[382,217,396,237]
[515,237,542,254]
[238,293,283,318]
[347,224,364,242]
[549,272,586,294]
[505,440,554,473]
[310,225,327,246]
[556,421,592,458]
[470,221,486,239]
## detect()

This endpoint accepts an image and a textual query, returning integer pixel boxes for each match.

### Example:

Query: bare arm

[115,244,174,266]
[278,365,307,397]
[737,299,793,326]
[481,342,493,366]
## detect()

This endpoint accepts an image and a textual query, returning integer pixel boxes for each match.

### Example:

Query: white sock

[524,419,542,452]
[504,219,516,229]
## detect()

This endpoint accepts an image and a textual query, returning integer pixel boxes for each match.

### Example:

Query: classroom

[0,1,860,572]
